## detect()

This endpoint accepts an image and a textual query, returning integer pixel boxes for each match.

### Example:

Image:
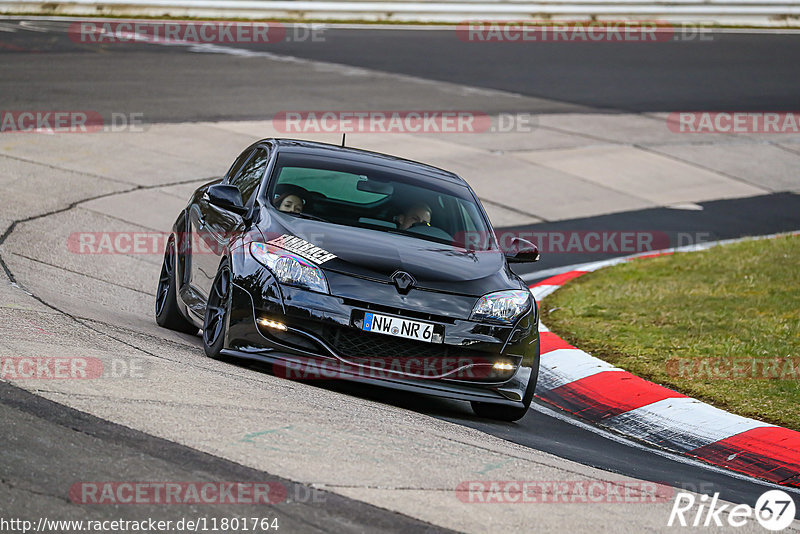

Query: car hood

[260,214,520,297]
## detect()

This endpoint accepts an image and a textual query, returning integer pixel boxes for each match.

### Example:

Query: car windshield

[266,152,496,251]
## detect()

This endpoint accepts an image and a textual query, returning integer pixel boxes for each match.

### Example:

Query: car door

[188,147,253,301]
[191,146,270,301]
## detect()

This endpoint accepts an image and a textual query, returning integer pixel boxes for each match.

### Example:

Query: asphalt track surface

[0,381,453,533]
[2,20,800,119]
[512,192,800,279]
[253,29,800,114]
[2,18,800,529]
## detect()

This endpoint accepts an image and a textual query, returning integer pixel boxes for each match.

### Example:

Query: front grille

[323,325,453,361]
[319,325,509,382]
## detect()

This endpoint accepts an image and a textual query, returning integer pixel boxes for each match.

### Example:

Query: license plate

[362,312,437,343]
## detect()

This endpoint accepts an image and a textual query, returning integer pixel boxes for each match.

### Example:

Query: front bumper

[224,266,539,406]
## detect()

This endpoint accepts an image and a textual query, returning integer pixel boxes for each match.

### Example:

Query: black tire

[203,259,232,359]
[155,237,198,334]
[471,343,540,422]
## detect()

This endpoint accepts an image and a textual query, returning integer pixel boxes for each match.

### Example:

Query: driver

[274,192,304,214]
[394,203,432,230]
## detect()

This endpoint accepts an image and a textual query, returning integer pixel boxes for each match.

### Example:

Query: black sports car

[156,139,541,421]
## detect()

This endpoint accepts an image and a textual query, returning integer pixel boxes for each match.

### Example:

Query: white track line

[529,401,800,496]
[603,397,773,451]
[539,348,623,389]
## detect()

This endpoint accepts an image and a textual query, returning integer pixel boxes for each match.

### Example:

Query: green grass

[541,234,800,431]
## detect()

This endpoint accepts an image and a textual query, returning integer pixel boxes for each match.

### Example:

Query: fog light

[493,362,515,371]
[259,318,287,331]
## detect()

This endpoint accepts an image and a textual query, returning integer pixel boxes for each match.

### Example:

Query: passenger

[394,203,432,230]
[275,192,304,214]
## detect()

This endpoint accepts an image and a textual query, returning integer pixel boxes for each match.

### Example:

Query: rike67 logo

[669,490,796,531]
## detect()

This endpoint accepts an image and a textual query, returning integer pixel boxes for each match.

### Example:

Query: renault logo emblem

[391,271,416,294]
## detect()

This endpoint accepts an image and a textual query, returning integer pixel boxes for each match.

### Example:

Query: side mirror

[504,237,540,263]
[206,184,248,215]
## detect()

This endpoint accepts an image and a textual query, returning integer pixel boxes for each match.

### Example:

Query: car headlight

[471,290,531,324]
[250,242,329,294]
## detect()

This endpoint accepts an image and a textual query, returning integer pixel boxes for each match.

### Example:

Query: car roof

[262,138,468,186]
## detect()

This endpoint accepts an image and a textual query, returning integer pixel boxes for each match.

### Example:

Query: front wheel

[471,343,540,422]
[203,260,232,359]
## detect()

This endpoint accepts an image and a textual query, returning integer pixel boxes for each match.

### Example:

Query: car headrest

[272,184,312,208]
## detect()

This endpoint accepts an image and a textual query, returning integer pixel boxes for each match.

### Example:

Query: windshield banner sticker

[267,234,337,264]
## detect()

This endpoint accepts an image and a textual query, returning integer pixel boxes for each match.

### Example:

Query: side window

[230,148,269,206]
[225,148,253,182]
